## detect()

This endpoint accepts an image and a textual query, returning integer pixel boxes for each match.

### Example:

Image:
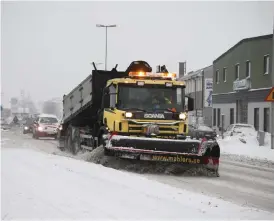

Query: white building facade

[180,65,213,126]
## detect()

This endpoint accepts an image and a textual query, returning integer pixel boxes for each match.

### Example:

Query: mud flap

[204,157,220,177]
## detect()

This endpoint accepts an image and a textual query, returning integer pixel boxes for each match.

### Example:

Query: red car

[32,114,59,139]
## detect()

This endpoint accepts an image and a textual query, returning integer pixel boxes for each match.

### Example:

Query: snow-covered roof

[232,123,254,128]
[197,125,213,132]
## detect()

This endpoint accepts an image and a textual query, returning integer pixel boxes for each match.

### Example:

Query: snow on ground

[218,130,274,162]
[2,135,274,220]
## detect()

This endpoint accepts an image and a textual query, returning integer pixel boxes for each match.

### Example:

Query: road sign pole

[271,20,274,149]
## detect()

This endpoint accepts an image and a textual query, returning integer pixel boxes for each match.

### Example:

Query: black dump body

[62,61,152,129]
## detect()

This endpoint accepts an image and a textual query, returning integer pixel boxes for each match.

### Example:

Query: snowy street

[1,129,274,219]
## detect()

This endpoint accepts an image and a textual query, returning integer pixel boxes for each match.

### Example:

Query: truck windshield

[117,84,185,112]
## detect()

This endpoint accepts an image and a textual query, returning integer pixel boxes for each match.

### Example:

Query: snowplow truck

[58,60,220,174]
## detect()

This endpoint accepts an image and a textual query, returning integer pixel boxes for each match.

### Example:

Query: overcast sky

[1,1,274,107]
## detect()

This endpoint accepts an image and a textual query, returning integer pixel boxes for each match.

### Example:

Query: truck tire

[65,125,81,155]
[65,126,73,153]
[71,128,81,155]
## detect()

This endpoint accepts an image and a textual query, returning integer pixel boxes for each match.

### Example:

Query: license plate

[47,131,56,135]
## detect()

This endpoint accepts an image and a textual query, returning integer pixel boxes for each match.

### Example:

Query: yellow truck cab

[102,71,189,139]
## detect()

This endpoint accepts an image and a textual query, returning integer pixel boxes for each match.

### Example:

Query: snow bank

[197,125,213,131]
[2,146,274,220]
[218,130,274,162]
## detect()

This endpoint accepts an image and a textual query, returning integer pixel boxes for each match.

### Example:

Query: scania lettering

[144,113,165,119]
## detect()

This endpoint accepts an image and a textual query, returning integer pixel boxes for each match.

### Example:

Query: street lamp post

[96,24,117,71]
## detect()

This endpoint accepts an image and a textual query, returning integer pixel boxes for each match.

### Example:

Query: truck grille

[128,122,179,134]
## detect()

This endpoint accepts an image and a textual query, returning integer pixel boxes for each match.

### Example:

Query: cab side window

[109,84,117,108]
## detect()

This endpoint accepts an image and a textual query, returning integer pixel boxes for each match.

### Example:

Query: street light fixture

[96,24,117,71]
[90,62,103,66]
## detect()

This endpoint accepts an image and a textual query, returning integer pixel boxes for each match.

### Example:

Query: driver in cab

[150,91,178,112]
[151,91,174,110]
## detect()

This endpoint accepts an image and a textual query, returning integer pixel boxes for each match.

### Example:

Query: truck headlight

[125,112,133,118]
[179,113,186,120]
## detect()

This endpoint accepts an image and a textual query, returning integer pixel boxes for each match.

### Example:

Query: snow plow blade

[105,135,220,175]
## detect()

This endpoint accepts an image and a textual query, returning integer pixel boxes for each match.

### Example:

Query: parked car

[1,118,11,130]
[32,114,59,139]
[188,124,218,140]
[223,123,256,137]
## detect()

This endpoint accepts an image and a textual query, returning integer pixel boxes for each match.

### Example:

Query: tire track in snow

[143,162,274,213]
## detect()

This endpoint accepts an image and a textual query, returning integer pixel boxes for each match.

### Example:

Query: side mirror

[185,96,194,111]
[101,87,110,109]
[103,87,109,95]
[103,95,110,108]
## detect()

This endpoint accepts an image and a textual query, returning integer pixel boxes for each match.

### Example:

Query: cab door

[102,83,117,131]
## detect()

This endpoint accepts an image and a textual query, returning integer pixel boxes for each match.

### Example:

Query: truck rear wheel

[65,125,81,155]
[71,128,81,155]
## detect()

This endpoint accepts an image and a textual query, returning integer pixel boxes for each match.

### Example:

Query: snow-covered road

[1,129,274,219]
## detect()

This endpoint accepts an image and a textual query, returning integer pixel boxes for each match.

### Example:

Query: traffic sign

[264,87,274,102]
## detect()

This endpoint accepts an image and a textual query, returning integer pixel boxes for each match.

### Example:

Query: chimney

[179,62,186,79]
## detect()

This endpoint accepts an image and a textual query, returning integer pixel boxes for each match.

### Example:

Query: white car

[32,114,59,139]
[224,123,256,137]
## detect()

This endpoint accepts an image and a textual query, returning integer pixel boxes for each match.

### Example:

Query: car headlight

[179,113,186,120]
[125,112,133,118]
[24,126,28,130]
[38,126,43,131]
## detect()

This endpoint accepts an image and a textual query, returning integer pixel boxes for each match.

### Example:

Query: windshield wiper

[122,107,146,112]
[152,108,176,113]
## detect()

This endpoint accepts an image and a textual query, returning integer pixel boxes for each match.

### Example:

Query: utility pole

[96,24,117,71]
[194,77,197,125]
[271,19,274,149]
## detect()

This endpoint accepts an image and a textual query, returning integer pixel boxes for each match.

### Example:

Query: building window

[254,108,259,131]
[215,70,219,83]
[235,64,240,80]
[213,108,216,126]
[223,68,227,82]
[263,55,269,74]
[198,77,202,91]
[246,61,251,77]
[230,108,234,124]
[264,108,270,132]
[217,108,221,127]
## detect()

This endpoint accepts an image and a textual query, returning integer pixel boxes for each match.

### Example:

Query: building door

[230,108,234,124]
[236,99,248,124]
[254,108,259,131]
[236,100,240,123]
[264,108,270,132]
